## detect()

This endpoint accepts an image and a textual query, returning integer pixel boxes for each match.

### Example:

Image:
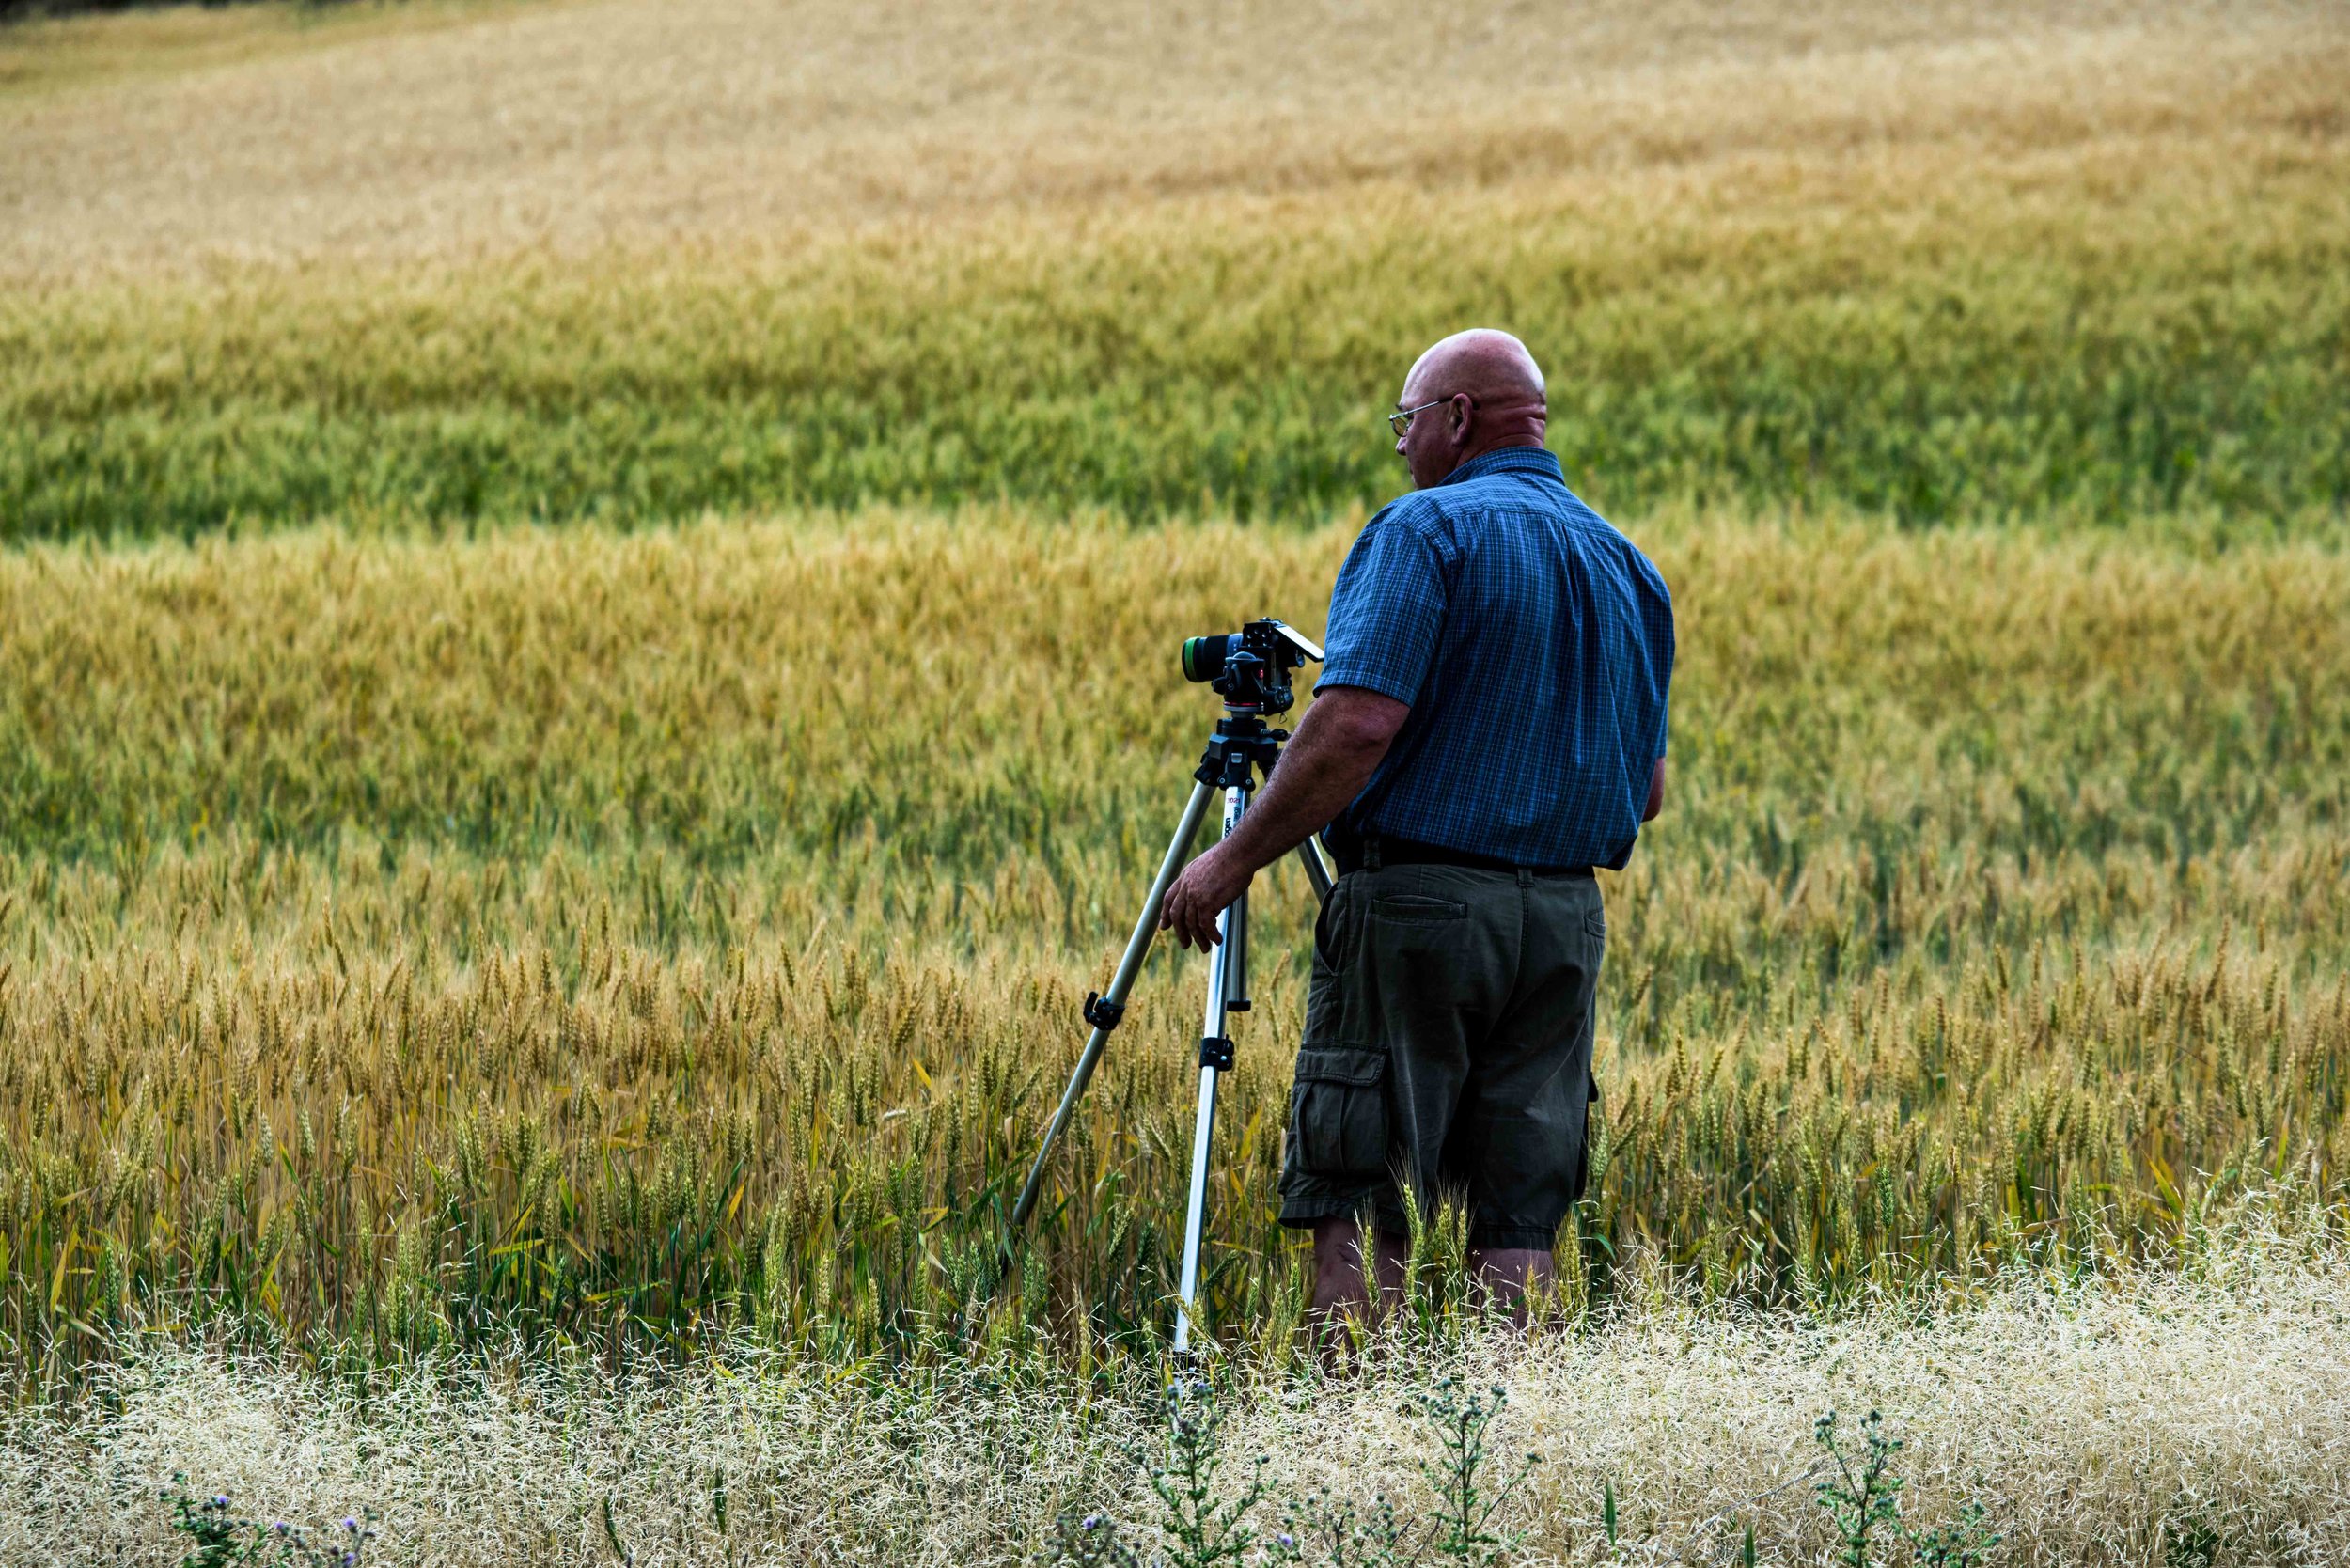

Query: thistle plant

[1404,1379,1539,1565]
[1045,1510,1144,1567]
[1909,1502,2002,1568]
[1137,1377,1277,1568]
[158,1477,381,1568]
[1813,1410,1907,1566]
[1054,1372,1543,1568]
[1812,1411,2002,1568]
[1270,1488,1411,1568]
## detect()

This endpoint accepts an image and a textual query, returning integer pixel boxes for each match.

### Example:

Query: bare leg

[1308,1218,1410,1322]
[1465,1246,1558,1328]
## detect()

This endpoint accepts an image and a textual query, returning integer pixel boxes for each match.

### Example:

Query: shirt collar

[1436,445,1564,488]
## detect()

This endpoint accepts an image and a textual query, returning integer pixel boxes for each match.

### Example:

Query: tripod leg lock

[1083,991,1126,1032]
[1198,1035,1235,1072]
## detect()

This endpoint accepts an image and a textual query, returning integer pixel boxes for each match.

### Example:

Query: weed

[1063,1373,1539,1567]
[1274,1490,1411,1568]
[158,1477,381,1568]
[1814,1411,1907,1567]
[1402,1380,1538,1565]
[1812,1411,2002,1568]
[2160,1512,2221,1568]
[1137,1378,1277,1568]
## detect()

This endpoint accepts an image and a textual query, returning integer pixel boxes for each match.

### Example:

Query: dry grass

[3,0,2342,275]
[7,1235,2347,1565]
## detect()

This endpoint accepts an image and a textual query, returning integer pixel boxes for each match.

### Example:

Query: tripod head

[1180,619,1324,714]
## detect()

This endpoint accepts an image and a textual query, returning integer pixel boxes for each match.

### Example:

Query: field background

[6,0,2348,538]
[3,0,2349,1562]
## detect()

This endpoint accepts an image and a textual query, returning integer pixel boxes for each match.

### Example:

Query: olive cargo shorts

[1277,862,1604,1251]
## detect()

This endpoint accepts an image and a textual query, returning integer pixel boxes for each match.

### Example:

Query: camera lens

[1181,634,1233,683]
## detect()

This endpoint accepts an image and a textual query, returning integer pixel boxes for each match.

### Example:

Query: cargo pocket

[1288,1044,1389,1180]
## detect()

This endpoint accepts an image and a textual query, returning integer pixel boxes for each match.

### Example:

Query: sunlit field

[4,512,2347,1370]
[5,2,2345,538]
[2,0,2346,1561]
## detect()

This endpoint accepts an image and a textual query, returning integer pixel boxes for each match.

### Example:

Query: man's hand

[1161,839,1253,950]
[1154,684,1410,954]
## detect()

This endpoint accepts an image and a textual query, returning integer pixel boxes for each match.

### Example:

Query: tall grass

[1,512,2342,1385]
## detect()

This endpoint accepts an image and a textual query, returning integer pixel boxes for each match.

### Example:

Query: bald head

[1394,329,1547,489]
[1402,329,1546,410]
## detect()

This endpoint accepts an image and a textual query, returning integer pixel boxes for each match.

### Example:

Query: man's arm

[1644,756,1667,822]
[1159,686,1410,950]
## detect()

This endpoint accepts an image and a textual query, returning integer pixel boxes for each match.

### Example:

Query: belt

[1328,833,1593,880]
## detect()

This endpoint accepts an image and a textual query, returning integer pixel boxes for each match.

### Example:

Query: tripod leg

[1226,884,1249,1012]
[1173,781,1250,1355]
[1295,835,1333,903]
[1010,778,1218,1232]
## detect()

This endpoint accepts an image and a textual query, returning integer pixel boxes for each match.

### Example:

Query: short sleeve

[1316,510,1449,707]
[1647,565,1676,757]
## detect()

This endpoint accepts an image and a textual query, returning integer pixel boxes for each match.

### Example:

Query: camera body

[1181,619,1324,713]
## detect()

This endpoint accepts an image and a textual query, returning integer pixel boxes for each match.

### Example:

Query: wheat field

[6,0,2329,270]
[4,0,2349,1561]
[5,0,2347,536]
[3,510,2348,1386]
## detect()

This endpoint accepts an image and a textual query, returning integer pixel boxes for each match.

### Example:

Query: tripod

[1009,698,1332,1355]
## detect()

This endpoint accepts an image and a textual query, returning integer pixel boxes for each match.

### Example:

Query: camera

[1179,619,1324,713]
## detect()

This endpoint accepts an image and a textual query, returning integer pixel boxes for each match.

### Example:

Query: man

[1159,328,1673,1322]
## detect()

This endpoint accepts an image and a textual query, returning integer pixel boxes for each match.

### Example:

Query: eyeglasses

[1386,397,1450,438]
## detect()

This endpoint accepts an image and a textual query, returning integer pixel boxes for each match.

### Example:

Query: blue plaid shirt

[1316,447,1674,871]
